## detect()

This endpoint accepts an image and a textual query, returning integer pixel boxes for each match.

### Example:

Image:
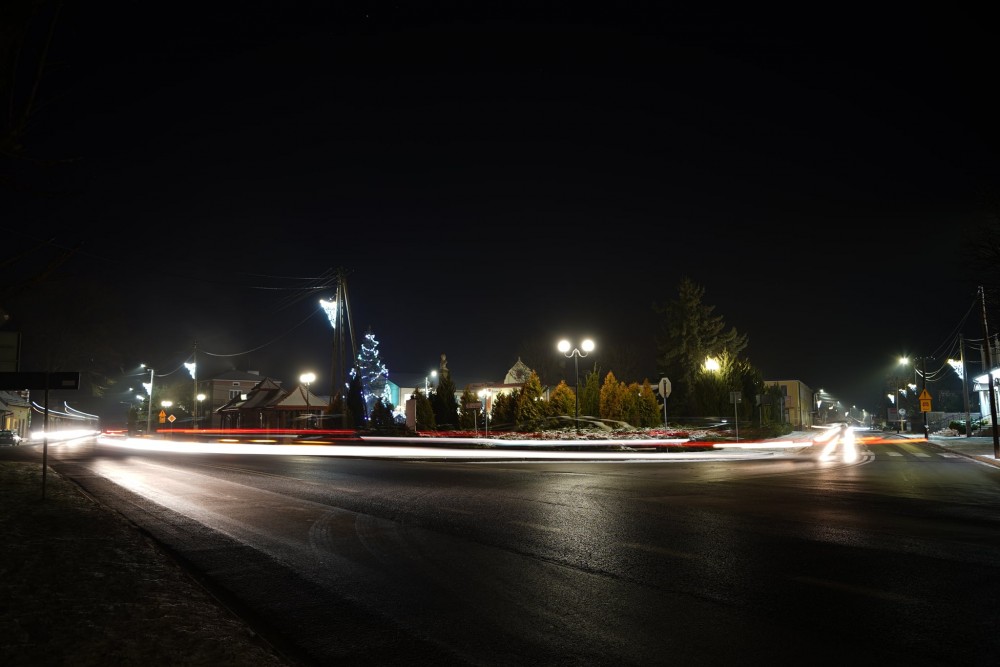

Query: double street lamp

[558,338,595,431]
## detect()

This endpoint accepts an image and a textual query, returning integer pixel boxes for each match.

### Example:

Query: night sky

[4,3,999,415]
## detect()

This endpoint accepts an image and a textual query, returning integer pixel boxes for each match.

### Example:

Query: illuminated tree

[352,329,390,415]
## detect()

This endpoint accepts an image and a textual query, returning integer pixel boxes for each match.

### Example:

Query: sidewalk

[899,432,1000,468]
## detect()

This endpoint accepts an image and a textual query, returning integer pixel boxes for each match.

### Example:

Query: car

[0,430,22,446]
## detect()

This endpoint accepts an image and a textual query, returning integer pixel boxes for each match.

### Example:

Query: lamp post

[478,388,492,437]
[558,338,595,432]
[196,393,206,428]
[141,364,154,435]
[300,372,315,428]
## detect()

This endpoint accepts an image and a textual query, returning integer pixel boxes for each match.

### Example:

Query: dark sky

[4,2,999,414]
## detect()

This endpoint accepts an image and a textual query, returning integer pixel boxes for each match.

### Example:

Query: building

[215,376,327,429]
[0,389,31,440]
[765,379,814,428]
[198,370,276,428]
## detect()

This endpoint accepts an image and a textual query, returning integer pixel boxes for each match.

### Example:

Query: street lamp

[299,372,315,428]
[478,388,492,437]
[196,393,206,428]
[425,370,437,395]
[141,364,154,435]
[558,338,595,431]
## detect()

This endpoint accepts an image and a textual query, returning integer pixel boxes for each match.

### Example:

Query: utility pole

[979,286,999,458]
[921,356,929,439]
[326,268,357,429]
[959,334,971,437]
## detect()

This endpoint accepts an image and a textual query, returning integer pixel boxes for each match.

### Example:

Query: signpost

[730,391,742,442]
[464,402,480,435]
[658,377,671,427]
[919,388,932,439]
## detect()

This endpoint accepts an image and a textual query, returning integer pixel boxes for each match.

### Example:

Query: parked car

[0,429,22,446]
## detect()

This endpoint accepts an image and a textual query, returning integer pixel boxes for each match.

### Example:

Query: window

[229,389,241,400]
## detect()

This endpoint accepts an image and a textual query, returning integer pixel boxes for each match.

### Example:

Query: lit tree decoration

[184,362,196,379]
[351,329,390,414]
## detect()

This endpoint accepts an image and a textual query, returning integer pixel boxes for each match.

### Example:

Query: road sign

[658,377,671,397]
[729,391,742,404]
[167,414,176,423]
[920,399,932,412]
[919,388,931,400]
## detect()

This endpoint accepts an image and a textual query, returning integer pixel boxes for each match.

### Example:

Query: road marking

[914,453,930,457]
[886,452,903,456]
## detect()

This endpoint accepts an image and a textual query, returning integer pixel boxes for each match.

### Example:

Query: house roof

[277,385,327,409]
[209,370,272,382]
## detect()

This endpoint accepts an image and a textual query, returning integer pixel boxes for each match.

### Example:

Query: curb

[927,440,1000,469]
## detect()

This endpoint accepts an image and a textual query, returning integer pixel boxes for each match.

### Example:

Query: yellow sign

[159,409,166,417]
[919,388,932,400]
[167,414,176,423]
[920,399,932,413]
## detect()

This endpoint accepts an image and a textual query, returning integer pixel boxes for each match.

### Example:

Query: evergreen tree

[414,389,437,431]
[491,389,519,429]
[636,379,661,427]
[653,277,749,417]
[345,374,367,428]
[369,397,396,431]
[515,370,546,428]
[352,329,390,414]
[431,370,459,429]
[548,381,576,418]
[599,371,626,422]
[580,364,602,417]
[458,386,479,430]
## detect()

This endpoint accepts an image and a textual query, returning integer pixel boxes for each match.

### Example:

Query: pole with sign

[730,391,742,442]
[658,377,671,428]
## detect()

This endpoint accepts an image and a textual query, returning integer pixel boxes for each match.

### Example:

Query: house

[764,379,814,428]
[215,376,328,429]
[0,389,31,440]
[198,370,276,428]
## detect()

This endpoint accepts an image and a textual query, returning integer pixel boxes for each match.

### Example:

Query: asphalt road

[28,432,1000,666]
